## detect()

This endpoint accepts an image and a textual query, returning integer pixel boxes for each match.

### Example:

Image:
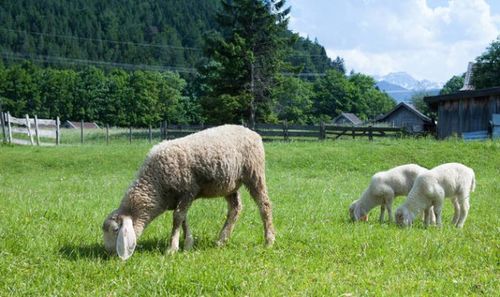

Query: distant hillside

[376,80,408,92]
[0,0,335,74]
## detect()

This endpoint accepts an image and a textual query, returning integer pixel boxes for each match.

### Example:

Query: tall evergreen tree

[199,0,291,127]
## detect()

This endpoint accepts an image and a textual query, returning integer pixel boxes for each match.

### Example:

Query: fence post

[7,112,12,143]
[56,117,60,145]
[368,125,373,141]
[34,115,40,146]
[80,119,84,144]
[0,111,6,144]
[25,114,34,145]
[352,126,355,139]
[148,124,152,143]
[319,121,325,140]
[106,124,109,145]
[164,121,168,140]
[283,119,289,141]
[129,126,132,144]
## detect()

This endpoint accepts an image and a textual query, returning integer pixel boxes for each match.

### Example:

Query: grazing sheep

[349,164,428,223]
[103,125,275,260]
[395,162,475,228]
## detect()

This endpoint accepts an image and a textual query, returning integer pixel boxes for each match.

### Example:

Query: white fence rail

[1,112,60,146]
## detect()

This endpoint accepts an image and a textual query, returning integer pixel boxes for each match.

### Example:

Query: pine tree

[200,0,291,126]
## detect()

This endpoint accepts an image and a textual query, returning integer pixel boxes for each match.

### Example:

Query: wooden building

[375,102,433,133]
[332,112,362,126]
[424,87,500,139]
[63,121,100,129]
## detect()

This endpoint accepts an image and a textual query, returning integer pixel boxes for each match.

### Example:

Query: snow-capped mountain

[374,72,443,91]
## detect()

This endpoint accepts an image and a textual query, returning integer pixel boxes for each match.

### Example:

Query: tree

[440,75,464,95]
[199,0,291,126]
[473,37,500,89]
[411,91,435,118]
[272,75,314,124]
[348,73,395,119]
[313,69,356,120]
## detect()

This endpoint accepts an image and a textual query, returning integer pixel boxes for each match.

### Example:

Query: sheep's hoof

[265,236,275,247]
[184,237,194,251]
[215,239,226,247]
[166,247,178,255]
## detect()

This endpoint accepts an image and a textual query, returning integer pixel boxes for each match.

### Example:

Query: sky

[287,0,500,83]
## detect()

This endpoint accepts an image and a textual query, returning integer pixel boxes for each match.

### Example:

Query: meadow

[0,138,498,296]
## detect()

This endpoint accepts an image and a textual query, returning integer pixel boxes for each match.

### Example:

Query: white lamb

[395,162,475,228]
[349,164,429,223]
[102,125,275,260]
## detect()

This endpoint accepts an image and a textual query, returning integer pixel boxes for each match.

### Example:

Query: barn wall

[385,108,425,132]
[437,101,459,139]
[436,95,500,139]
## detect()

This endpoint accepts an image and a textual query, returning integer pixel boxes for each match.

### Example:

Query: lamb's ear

[116,216,136,260]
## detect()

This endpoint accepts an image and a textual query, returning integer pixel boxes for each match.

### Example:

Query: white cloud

[288,0,500,82]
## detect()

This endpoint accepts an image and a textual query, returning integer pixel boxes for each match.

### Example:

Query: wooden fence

[1,112,60,145]
[163,122,405,141]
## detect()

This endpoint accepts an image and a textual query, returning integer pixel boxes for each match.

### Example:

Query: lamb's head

[102,210,137,260]
[395,206,413,227]
[349,201,369,222]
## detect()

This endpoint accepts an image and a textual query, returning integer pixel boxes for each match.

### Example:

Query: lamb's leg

[456,196,470,228]
[183,217,194,251]
[246,176,275,246]
[451,198,461,225]
[167,198,192,254]
[433,200,444,227]
[423,207,433,227]
[379,204,385,223]
[216,191,242,246]
[386,196,394,222]
[429,206,436,225]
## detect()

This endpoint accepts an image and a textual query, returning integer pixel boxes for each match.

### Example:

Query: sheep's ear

[116,216,136,260]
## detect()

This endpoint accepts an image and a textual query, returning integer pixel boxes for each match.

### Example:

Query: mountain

[375,72,443,90]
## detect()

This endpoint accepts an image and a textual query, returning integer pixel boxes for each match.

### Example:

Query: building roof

[377,102,432,123]
[332,112,363,125]
[424,87,500,108]
[64,121,100,129]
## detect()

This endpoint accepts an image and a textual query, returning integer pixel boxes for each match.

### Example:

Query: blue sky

[287,0,500,83]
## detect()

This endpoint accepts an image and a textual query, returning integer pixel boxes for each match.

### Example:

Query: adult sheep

[395,162,475,228]
[102,125,275,260]
[349,164,429,223]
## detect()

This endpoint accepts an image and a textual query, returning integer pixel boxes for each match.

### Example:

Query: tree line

[0,61,396,127]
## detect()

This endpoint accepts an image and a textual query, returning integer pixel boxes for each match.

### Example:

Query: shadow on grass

[59,236,216,261]
[59,242,110,261]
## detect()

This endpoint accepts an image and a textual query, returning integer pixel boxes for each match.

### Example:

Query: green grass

[0,139,499,296]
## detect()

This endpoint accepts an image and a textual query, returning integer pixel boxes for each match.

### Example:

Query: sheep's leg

[183,217,194,251]
[386,197,394,222]
[451,198,461,225]
[423,207,433,227]
[433,200,444,227]
[429,206,436,225]
[167,198,192,254]
[456,196,470,228]
[216,191,242,246]
[379,205,385,223]
[246,177,275,246]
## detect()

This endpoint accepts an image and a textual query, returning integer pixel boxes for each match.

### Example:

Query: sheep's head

[349,201,369,222]
[395,207,412,227]
[102,210,137,260]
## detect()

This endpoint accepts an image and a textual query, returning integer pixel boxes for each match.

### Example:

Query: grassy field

[0,138,498,296]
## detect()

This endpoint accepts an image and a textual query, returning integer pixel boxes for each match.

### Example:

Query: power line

[0,52,197,73]
[1,51,328,77]
[0,28,202,51]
